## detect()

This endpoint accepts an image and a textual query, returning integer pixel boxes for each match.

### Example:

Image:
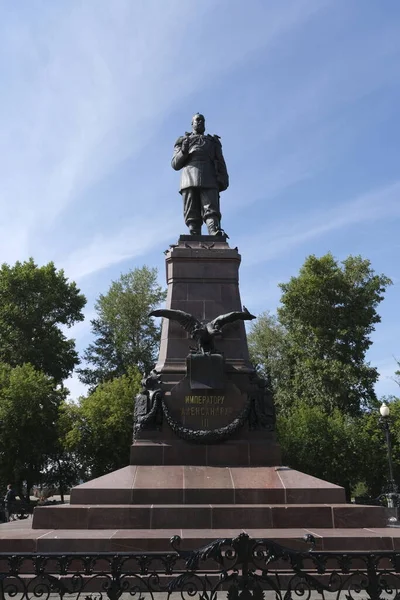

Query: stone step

[32,503,388,530]
[70,465,346,505]
[2,525,400,553]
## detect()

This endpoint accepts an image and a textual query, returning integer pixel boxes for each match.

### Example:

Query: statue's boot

[188,220,201,235]
[205,217,227,237]
[189,226,201,235]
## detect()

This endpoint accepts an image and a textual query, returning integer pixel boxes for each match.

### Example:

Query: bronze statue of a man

[171,113,229,236]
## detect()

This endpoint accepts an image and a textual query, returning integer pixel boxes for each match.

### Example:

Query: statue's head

[191,113,205,134]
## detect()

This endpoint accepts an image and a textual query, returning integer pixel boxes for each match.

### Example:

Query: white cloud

[0,0,325,267]
[61,213,180,280]
[60,307,96,341]
[64,373,88,402]
[259,24,400,148]
[374,359,400,398]
[238,181,400,265]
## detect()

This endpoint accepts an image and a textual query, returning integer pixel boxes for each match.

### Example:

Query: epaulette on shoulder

[213,134,222,142]
[174,135,185,145]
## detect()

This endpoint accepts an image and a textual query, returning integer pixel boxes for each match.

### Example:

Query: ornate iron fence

[0,533,399,600]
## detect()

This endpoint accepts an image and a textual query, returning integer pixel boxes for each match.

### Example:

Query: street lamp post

[380,402,398,509]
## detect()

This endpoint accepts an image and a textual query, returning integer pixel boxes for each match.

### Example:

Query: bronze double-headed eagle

[150,306,256,354]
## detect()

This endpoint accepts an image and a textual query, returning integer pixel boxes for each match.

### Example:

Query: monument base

[0,238,394,553]
[0,464,397,553]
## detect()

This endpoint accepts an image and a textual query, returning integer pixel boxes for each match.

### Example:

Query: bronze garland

[161,396,251,444]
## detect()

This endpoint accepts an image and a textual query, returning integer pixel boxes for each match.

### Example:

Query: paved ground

[0,517,32,529]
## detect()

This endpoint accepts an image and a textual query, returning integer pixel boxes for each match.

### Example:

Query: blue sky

[1,0,399,400]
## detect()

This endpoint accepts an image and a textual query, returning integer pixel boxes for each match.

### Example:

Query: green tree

[42,401,84,502]
[0,363,66,499]
[352,396,400,498]
[250,254,391,416]
[355,408,388,498]
[394,360,400,388]
[278,397,400,500]
[248,311,291,406]
[66,367,141,478]
[278,401,363,499]
[78,266,166,389]
[0,259,86,383]
[249,254,392,493]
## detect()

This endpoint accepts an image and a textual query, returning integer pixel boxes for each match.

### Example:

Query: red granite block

[332,505,388,528]
[211,505,273,528]
[172,261,239,281]
[169,282,188,301]
[70,465,136,505]
[310,529,395,551]
[164,319,188,339]
[187,283,222,301]
[270,505,333,528]
[184,466,234,504]
[110,529,180,552]
[373,528,400,550]
[203,301,239,321]
[220,280,241,297]
[0,529,48,552]
[231,467,285,504]
[151,505,212,529]
[276,467,346,504]
[87,506,151,529]
[286,488,345,504]
[32,506,89,530]
[159,338,192,358]
[130,442,165,466]
[178,529,241,550]
[164,443,207,466]
[249,442,282,467]
[132,466,184,504]
[246,528,324,551]
[207,442,249,466]
[37,530,116,552]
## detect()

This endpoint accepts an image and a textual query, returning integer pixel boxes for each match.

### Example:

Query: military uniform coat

[171,132,229,192]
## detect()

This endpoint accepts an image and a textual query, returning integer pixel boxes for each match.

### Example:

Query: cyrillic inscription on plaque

[167,377,246,430]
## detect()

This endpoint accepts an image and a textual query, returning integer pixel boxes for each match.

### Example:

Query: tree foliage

[249,253,391,416]
[248,253,394,498]
[277,398,400,500]
[0,259,86,383]
[66,368,141,478]
[278,401,362,498]
[394,359,400,389]
[78,266,166,389]
[0,363,66,498]
[42,401,85,501]
[248,311,290,403]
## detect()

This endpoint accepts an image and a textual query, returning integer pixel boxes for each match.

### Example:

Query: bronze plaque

[167,376,246,430]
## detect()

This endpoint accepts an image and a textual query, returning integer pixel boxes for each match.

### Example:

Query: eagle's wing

[149,309,201,335]
[211,307,256,330]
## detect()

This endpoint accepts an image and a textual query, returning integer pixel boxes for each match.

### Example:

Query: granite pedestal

[131,235,281,466]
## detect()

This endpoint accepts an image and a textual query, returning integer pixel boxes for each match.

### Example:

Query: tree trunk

[57,459,65,503]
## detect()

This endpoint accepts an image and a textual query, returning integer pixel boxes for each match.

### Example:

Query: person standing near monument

[4,484,17,522]
[171,113,229,236]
